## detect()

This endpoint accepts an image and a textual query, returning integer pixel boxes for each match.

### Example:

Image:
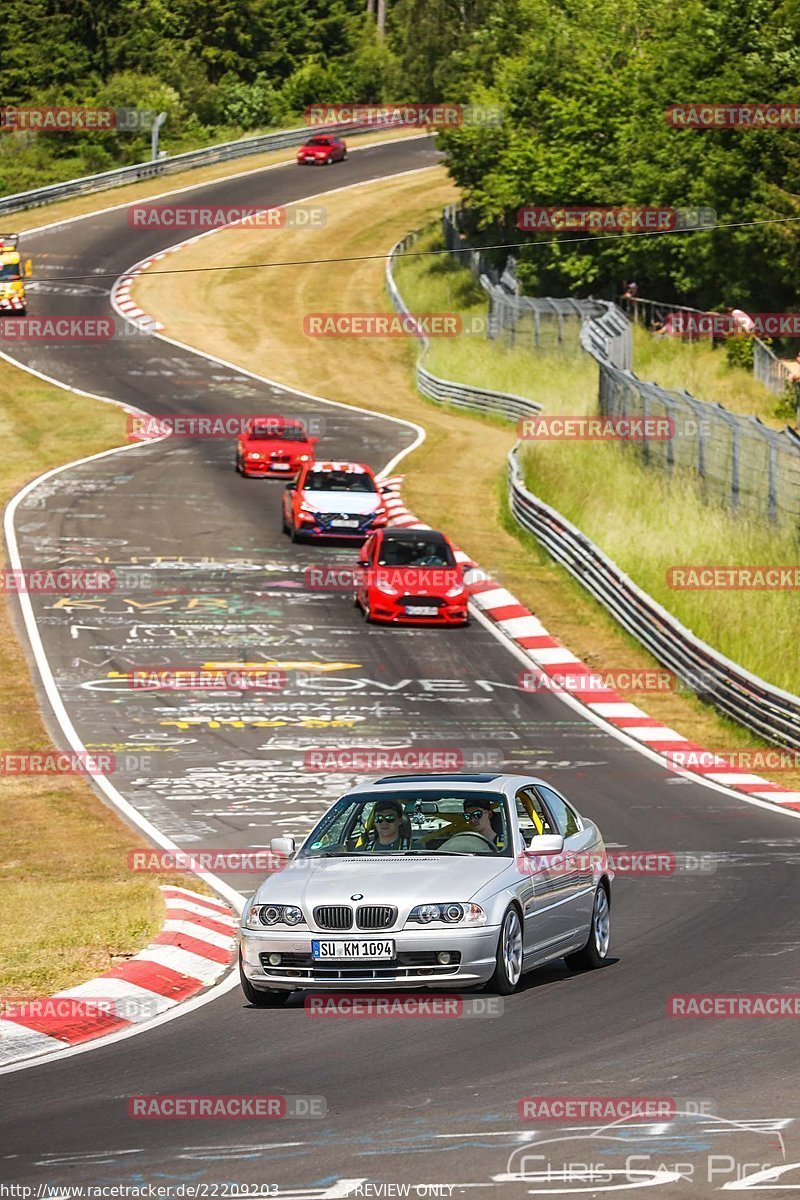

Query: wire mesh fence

[441,205,800,523]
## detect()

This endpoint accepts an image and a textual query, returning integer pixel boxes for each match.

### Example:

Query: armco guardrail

[392,217,800,748]
[508,441,800,750]
[386,231,542,421]
[0,118,401,216]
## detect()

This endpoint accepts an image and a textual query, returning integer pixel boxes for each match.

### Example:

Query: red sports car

[282,461,387,542]
[236,417,317,478]
[296,135,347,165]
[355,527,469,625]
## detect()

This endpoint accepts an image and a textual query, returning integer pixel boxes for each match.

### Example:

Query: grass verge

[134,170,800,790]
[395,230,800,695]
[631,325,790,427]
[0,361,207,998]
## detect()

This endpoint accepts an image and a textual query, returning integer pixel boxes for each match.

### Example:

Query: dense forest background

[2,0,799,308]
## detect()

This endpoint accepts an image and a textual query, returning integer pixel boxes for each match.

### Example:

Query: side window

[536,786,581,838]
[515,788,555,842]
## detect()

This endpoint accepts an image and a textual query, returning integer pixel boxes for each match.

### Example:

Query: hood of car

[253,854,510,907]
[300,144,330,154]
[242,439,309,453]
[300,490,381,514]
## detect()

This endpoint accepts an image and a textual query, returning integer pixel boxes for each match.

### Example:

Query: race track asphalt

[1,135,799,1197]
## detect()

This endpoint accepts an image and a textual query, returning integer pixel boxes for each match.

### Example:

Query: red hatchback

[296,135,347,165]
[236,417,317,478]
[355,527,469,625]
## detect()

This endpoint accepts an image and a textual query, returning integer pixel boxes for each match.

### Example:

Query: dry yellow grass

[134,167,800,791]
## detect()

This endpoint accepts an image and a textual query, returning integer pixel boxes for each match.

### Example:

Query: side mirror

[270,836,295,858]
[24,259,32,278]
[525,833,564,855]
[310,436,318,445]
[378,483,395,495]
[284,480,296,490]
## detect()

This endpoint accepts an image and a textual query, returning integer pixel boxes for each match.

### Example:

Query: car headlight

[297,454,311,461]
[407,903,486,925]
[375,579,399,596]
[245,903,307,929]
[445,585,466,599]
[247,452,263,461]
[299,500,316,515]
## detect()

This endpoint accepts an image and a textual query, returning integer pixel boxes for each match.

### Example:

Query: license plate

[312,939,394,960]
[406,605,438,616]
[271,463,290,470]
[331,518,360,529]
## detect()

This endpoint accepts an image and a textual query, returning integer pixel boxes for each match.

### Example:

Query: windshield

[307,138,332,146]
[304,471,376,493]
[0,263,20,281]
[378,538,455,567]
[301,790,512,857]
[248,424,307,441]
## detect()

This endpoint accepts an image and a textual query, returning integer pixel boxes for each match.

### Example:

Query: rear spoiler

[0,232,20,250]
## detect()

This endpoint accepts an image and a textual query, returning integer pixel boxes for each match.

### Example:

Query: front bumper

[366,596,469,625]
[240,925,499,991]
[297,517,385,540]
[243,461,299,477]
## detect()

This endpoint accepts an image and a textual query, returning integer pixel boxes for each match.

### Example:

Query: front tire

[239,958,290,1007]
[486,906,523,995]
[565,882,610,970]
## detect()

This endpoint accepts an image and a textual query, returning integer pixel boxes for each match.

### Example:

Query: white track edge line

[0,160,436,1073]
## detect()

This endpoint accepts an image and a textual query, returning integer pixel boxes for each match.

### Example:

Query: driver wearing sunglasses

[367,798,410,852]
[463,798,504,851]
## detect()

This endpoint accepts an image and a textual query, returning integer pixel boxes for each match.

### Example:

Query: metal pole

[151,112,167,162]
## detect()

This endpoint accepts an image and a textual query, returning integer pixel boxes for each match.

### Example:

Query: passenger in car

[462,798,505,851]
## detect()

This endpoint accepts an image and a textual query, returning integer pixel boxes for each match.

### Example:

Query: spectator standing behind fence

[621,281,640,322]
[727,306,755,333]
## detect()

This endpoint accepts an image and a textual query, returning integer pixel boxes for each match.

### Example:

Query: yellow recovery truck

[0,233,32,315]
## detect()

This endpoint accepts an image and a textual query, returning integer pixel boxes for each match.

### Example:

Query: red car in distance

[236,416,317,478]
[355,527,469,625]
[296,134,347,165]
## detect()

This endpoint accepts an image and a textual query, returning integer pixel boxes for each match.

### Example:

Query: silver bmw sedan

[239,772,613,1005]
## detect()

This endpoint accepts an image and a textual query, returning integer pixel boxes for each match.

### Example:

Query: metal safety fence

[386,231,542,421]
[442,205,800,522]
[508,443,800,749]
[388,219,800,748]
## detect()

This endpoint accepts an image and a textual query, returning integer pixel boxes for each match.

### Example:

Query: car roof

[307,461,369,473]
[379,528,448,544]
[346,773,554,794]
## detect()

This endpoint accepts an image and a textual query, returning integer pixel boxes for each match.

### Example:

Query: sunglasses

[374,813,399,824]
[464,809,487,821]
